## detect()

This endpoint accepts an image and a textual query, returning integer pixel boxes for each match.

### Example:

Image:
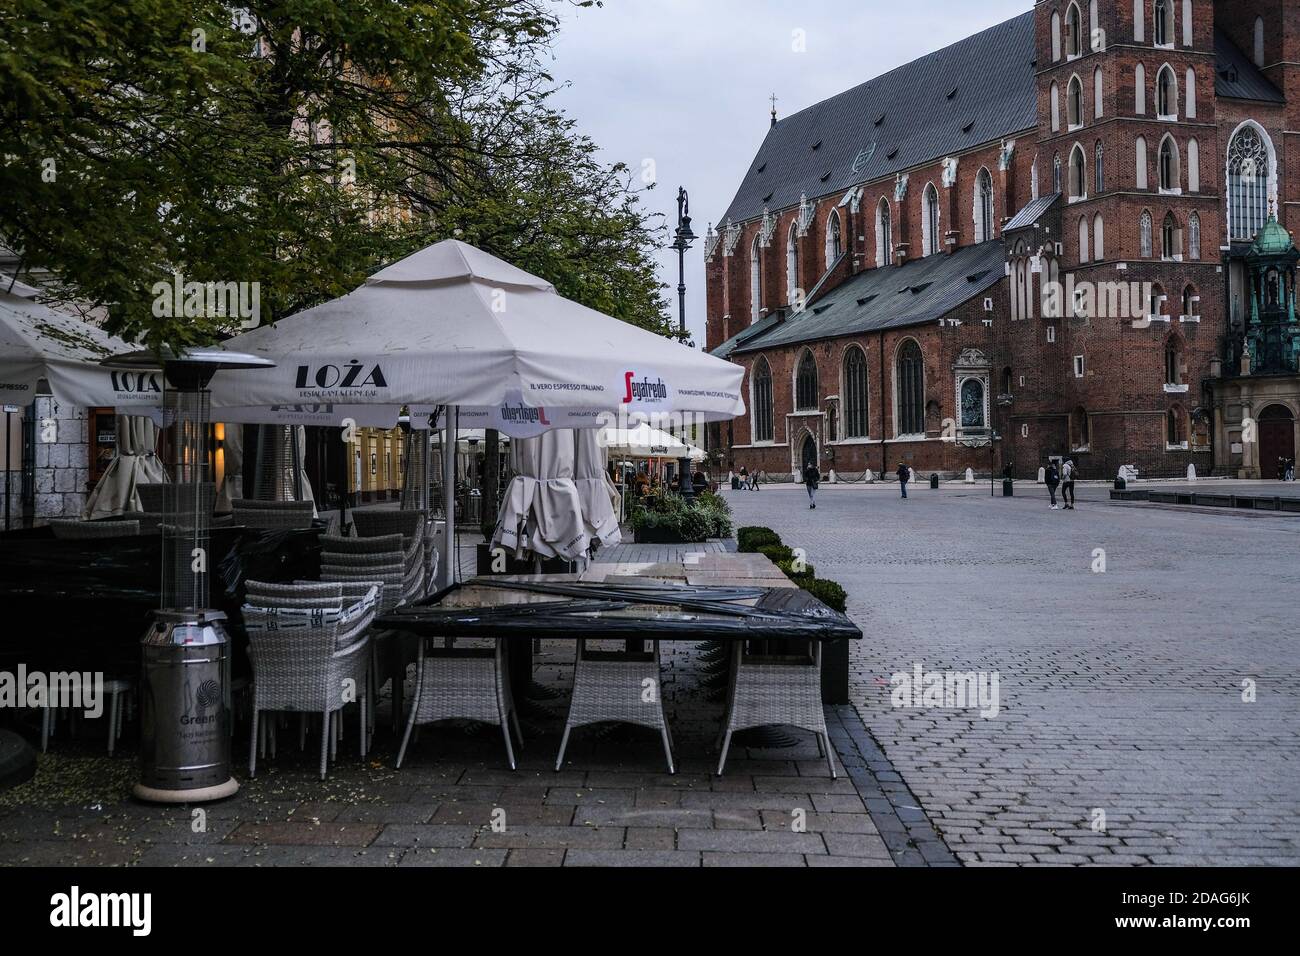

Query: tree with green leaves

[0,0,671,349]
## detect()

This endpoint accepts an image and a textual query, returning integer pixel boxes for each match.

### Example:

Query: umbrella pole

[440,406,457,589]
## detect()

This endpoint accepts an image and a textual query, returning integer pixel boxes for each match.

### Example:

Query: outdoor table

[376,574,862,704]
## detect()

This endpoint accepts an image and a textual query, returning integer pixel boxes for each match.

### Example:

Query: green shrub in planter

[778,559,816,581]
[677,508,715,543]
[737,526,781,551]
[800,578,847,613]
[757,544,794,564]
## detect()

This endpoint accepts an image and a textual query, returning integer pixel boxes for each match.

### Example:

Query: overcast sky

[547,0,1030,345]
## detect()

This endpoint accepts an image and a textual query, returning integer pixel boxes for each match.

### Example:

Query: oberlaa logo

[621,369,670,406]
[497,402,550,426]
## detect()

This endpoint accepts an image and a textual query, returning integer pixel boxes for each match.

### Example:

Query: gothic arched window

[1228,125,1272,241]
[1140,210,1154,257]
[1069,145,1087,199]
[749,236,762,322]
[877,198,893,266]
[895,340,925,436]
[795,349,819,411]
[1159,136,1180,191]
[751,356,773,442]
[825,209,843,266]
[843,347,869,438]
[1068,75,1083,127]
[1095,141,1105,192]
[975,168,994,242]
[1066,3,1082,57]
[923,184,940,256]
[786,224,799,306]
[1188,212,1201,259]
[1157,65,1177,117]
[1154,0,1171,46]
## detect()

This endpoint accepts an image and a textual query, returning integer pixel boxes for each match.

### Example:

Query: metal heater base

[133,778,239,804]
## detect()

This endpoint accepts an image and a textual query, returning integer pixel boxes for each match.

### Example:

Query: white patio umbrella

[209,239,745,585]
[82,414,166,518]
[0,291,155,410]
[574,428,621,549]
[492,428,589,562]
[601,422,706,461]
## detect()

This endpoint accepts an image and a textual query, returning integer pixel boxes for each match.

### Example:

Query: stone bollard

[865,469,874,483]
[964,467,975,484]
[1037,467,1046,484]
[829,469,837,483]
[1187,464,1197,481]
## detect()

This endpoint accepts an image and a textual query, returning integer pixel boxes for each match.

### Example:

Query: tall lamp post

[671,187,697,498]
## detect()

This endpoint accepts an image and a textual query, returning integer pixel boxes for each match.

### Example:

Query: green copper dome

[1249,214,1295,257]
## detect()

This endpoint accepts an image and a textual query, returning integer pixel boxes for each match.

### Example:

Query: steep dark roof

[1004,192,1061,233]
[1215,28,1284,103]
[730,241,1007,354]
[720,12,1037,226]
[710,311,783,360]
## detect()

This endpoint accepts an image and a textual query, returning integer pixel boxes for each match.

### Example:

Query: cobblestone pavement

[0,542,894,868]
[725,480,1300,866]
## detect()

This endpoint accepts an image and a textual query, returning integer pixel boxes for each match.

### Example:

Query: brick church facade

[705,1,1300,481]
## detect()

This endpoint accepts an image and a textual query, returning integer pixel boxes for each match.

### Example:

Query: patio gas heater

[103,348,274,803]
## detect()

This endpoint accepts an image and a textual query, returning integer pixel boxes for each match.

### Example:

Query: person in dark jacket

[896,462,911,499]
[802,462,820,509]
[1045,460,1061,509]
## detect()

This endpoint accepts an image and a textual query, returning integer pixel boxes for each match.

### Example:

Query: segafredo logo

[50,886,151,936]
[294,360,388,397]
[498,402,550,426]
[621,369,670,406]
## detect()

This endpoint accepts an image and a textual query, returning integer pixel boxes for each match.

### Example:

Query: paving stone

[701,851,808,867]
[224,822,382,847]
[398,847,509,867]
[472,825,626,850]
[566,849,701,867]
[676,828,827,854]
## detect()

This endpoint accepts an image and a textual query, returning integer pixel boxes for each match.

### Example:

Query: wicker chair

[350,510,427,600]
[245,586,377,779]
[50,519,140,539]
[137,481,215,515]
[715,640,835,778]
[396,636,522,771]
[231,498,315,529]
[554,640,674,773]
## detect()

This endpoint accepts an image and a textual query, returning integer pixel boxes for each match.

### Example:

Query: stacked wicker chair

[231,498,316,530]
[243,581,378,779]
[350,508,428,602]
[49,519,140,539]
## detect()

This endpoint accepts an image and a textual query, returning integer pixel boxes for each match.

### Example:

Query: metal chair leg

[554,724,572,772]
[660,722,675,775]
[107,689,120,755]
[820,732,836,779]
[41,707,51,753]
[248,709,259,777]
[395,647,425,769]
[716,729,734,776]
[319,708,330,780]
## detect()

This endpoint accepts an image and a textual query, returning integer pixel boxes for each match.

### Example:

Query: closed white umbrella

[82,414,165,518]
[574,428,620,548]
[492,429,588,562]
[601,422,706,461]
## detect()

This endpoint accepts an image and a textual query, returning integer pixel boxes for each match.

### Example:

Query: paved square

[725,479,1300,865]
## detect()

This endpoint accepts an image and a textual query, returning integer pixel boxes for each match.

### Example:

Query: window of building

[1074,355,1086,378]
[1167,405,1188,447]
[1158,135,1180,191]
[1073,406,1090,448]
[1051,81,1061,132]
[1051,11,1062,61]
[1254,17,1265,67]
[1068,76,1083,127]
[1140,210,1154,257]
[1002,366,1013,396]
[1094,67,1104,118]
[750,235,762,322]
[1066,3,1082,57]
[975,168,994,242]
[1228,124,1272,241]
[1134,0,1145,42]
[923,184,940,256]
[1156,65,1177,118]
[1090,1,1101,49]
[895,340,925,436]
[1053,153,1062,193]
[960,378,986,429]
[843,347,869,438]
[786,223,799,306]
[751,356,773,442]
[824,209,843,267]
[1165,340,1181,384]
[1182,0,1193,46]
[1135,63,1146,113]
[1187,138,1199,192]
[1136,136,1148,189]
[1186,67,1197,117]
[1162,212,1181,259]
[1069,145,1087,200]
[1182,285,1197,319]
[1188,212,1201,259]
[1154,0,1171,46]
[1150,283,1166,318]
[1094,213,1105,261]
[877,198,893,266]
[1095,141,1105,192]
[1047,325,1057,343]
[795,349,819,411]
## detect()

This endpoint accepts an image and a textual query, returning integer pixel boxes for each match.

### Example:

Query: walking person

[803,461,820,509]
[1060,458,1076,510]
[753,469,762,491]
[896,461,911,499]
[1045,460,1060,510]
[739,465,750,490]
